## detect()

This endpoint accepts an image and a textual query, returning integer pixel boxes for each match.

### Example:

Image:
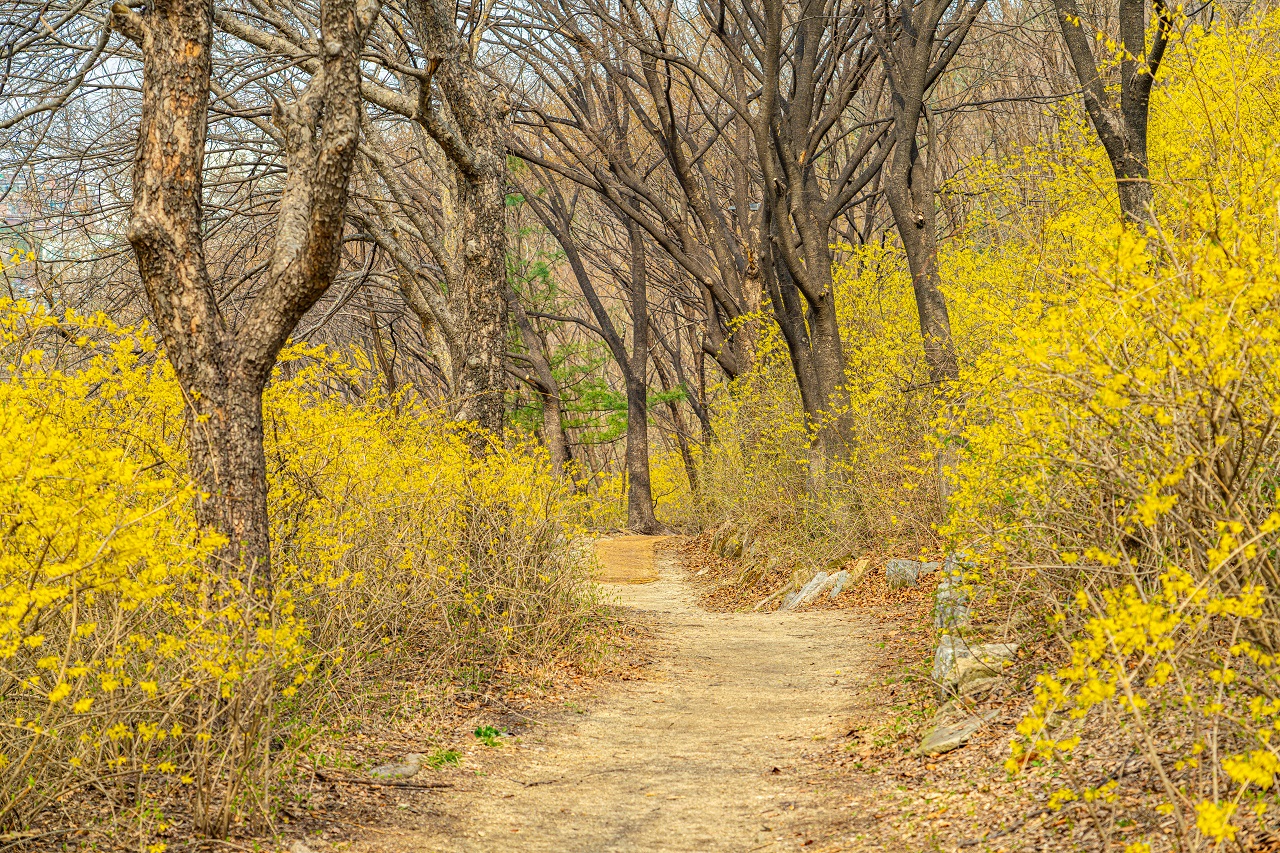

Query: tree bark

[408,0,510,440]
[506,284,574,476]
[110,0,379,591]
[650,337,699,496]
[882,130,959,384]
[871,0,985,384]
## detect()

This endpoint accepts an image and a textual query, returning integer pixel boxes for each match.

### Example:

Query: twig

[314,770,454,790]
[507,776,561,787]
[958,807,1050,847]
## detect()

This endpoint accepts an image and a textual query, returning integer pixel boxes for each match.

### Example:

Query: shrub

[943,12,1280,845]
[0,303,607,844]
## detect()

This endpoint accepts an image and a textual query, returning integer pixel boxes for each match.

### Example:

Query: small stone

[368,753,424,780]
[956,656,1004,689]
[780,571,829,611]
[933,637,1019,693]
[885,559,941,589]
[917,711,997,755]
[960,676,1008,698]
[932,634,971,685]
[933,572,972,630]
[290,842,318,853]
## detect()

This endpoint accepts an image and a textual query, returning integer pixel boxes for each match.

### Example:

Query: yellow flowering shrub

[0,303,606,842]
[942,11,1280,846]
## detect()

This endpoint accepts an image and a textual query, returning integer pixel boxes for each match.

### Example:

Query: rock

[290,842,318,853]
[368,753,424,780]
[885,559,941,589]
[780,571,829,611]
[932,634,969,685]
[826,569,851,599]
[933,637,1019,694]
[710,522,734,557]
[956,656,1004,689]
[942,551,975,577]
[918,710,998,755]
[933,559,972,630]
[960,676,1008,698]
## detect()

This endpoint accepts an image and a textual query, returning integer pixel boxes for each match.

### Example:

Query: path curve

[355,536,880,852]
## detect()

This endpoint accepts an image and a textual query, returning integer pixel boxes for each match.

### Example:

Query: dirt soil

[344,535,925,853]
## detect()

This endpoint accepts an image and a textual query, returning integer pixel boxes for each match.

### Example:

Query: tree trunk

[187,377,272,588]
[409,0,510,442]
[650,341,699,496]
[111,0,379,591]
[454,165,509,437]
[625,222,661,533]
[506,284,574,476]
[883,134,959,384]
[1051,0,1171,227]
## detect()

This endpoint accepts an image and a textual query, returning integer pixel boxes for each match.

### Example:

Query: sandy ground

[350,536,888,853]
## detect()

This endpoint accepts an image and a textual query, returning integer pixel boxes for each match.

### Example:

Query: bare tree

[216,0,512,441]
[871,0,986,384]
[519,174,664,531]
[1050,0,1172,225]
[108,0,380,588]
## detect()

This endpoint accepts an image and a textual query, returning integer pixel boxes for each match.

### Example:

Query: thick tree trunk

[454,167,509,437]
[764,240,821,421]
[1051,0,1170,227]
[187,378,272,588]
[111,0,378,593]
[409,0,510,442]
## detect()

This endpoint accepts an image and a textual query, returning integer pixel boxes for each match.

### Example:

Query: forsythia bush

[0,304,604,842]
[943,11,1280,847]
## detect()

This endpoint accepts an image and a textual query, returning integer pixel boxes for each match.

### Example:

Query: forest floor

[321,536,1082,853]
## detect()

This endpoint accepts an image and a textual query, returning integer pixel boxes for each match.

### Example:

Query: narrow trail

[355,536,883,852]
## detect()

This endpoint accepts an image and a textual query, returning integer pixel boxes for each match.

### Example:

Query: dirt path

[353,537,887,852]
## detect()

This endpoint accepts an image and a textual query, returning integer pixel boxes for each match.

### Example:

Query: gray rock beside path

[933,555,972,630]
[780,571,829,611]
[885,558,941,589]
[826,569,851,599]
[932,636,1019,692]
[368,752,425,780]
[918,710,998,755]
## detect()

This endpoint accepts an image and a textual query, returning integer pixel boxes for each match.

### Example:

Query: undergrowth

[0,306,611,844]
